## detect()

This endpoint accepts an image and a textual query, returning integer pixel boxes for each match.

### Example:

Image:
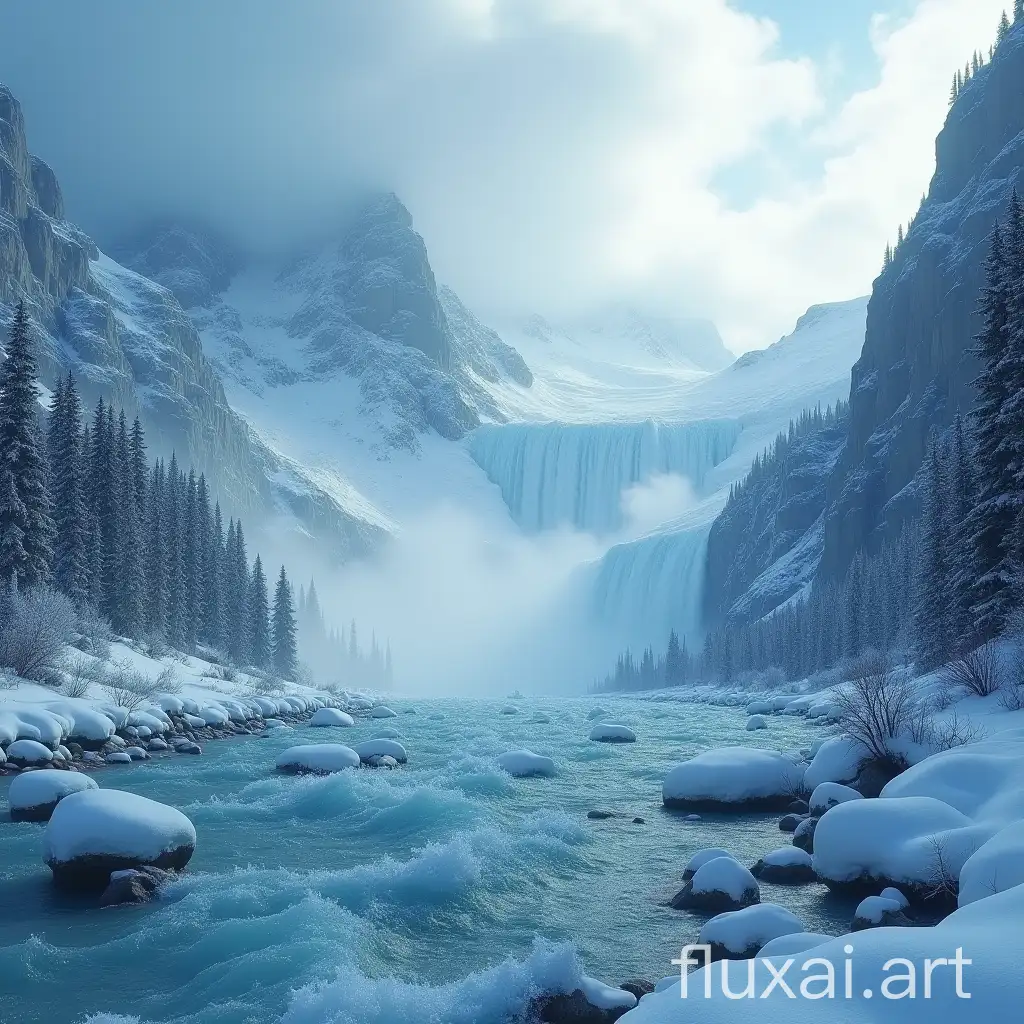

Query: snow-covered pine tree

[181,470,201,648]
[113,410,145,636]
[946,414,976,652]
[226,518,250,665]
[664,628,684,686]
[967,217,1017,639]
[163,453,185,646]
[0,467,29,590]
[272,565,297,678]
[0,302,54,588]
[914,433,952,669]
[46,373,89,606]
[248,554,271,669]
[202,500,224,649]
[1016,0,1024,23]
[146,460,167,635]
[842,552,865,659]
[999,10,1012,43]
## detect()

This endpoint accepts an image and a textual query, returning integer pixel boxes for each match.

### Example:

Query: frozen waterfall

[468,419,740,533]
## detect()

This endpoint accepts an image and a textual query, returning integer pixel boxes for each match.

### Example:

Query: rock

[750,847,816,884]
[809,782,863,817]
[746,714,768,731]
[6,739,55,768]
[497,749,556,778]
[671,858,760,913]
[778,813,805,833]
[276,744,360,774]
[683,848,736,881]
[699,903,804,961]
[8,769,99,822]
[125,746,150,761]
[353,739,408,765]
[98,865,174,907]
[105,752,132,764]
[147,738,169,752]
[632,817,645,824]
[501,705,519,715]
[309,708,355,728]
[618,980,654,999]
[530,980,637,1023]
[683,813,702,822]
[44,789,197,890]
[176,742,203,755]
[369,705,398,719]
[365,754,399,768]
[662,747,804,812]
[792,815,818,853]
[787,799,809,814]
[588,810,618,820]
[586,707,609,721]
[589,724,636,743]
[852,895,914,931]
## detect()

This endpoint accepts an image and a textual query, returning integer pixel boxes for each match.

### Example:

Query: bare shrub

[155,664,183,695]
[99,658,162,713]
[0,587,77,680]
[924,836,965,904]
[944,643,1001,697]
[999,677,1024,711]
[60,653,101,699]
[836,652,916,771]
[75,606,113,660]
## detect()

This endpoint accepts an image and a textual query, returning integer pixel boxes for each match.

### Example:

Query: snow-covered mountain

[0,85,381,561]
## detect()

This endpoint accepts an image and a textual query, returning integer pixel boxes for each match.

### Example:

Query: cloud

[0,0,1007,350]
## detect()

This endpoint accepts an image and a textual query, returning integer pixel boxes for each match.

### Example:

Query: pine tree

[225,518,249,664]
[0,467,29,590]
[182,471,201,647]
[999,10,1012,43]
[272,565,297,678]
[146,460,167,635]
[947,415,975,652]
[1017,0,1024,23]
[202,500,224,648]
[897,223,904,247]
[967,218,1017,638]
[46,373,89,605]
[114,410,145,635]
[0,302,54,587]
[664,628,684,685]
[248,554,271,669]
[914,435,952,669]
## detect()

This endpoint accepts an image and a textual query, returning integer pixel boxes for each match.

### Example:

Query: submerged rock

[99,865,174,907]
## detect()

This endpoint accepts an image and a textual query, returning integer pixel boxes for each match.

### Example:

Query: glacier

[468,419,740,533]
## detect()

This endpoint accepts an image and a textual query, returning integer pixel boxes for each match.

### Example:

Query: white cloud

[0,0,1008,351]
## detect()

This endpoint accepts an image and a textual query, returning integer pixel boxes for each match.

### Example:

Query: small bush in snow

[60,653,99,699]
[99,658,163,713]
[74,605,113,660]
[836,653,916,772]
[999,677,1024,711]
[0,586,77,680]
[944,643,1001,698]
[155,664,183,695]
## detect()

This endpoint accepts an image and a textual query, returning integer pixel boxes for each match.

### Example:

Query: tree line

[0,301,298,677]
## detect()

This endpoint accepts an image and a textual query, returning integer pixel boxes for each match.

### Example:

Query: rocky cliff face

[0,84,381,561]
[819,26,1024,578]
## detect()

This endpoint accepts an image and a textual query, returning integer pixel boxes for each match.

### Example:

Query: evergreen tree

[46,373,89,605]
[664,629,684,685]
[967,218,1017,638]
[146,460,167,635]
[248,554,271,669]
[202,500,224,648]
[1017,0,1024,23]
[0,302,54,587]
[272,565,297,678]
[114,410,145,635]
[914,435,952,669]
[947,415,976,651]
[163,454,185,646]
[225,518,250,664]
[0,467,29,590]
[999,10,1012,43]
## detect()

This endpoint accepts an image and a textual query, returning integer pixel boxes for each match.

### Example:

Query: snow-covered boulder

[671,857,760,913]
[198,706,229,726]
[105,751,132,764]
[586,706,608,721]
[744,700,773,716]
[778,812,804,833]
[353,739,408,765]
[44,790,196,890]
[662,747,804,811]
[8,769,99,822]
[6,738,55,767]
[309,707,355,728]
[276,744,360,775]
[531,713,551,724]
[745,714,767,731]
[682,848,736,881]
[589,723,636,743]
[183,714,207,730]
[852,895,912,931]
[529,977,637,1021]
[369,705,398,719]
[500,705,519,715]
[155,695,185,715]
[959,820,1024,906]
[803,736,868,790]
[496,749,556,778]
[374,727,401,739]
[147,738,168,752]
[699,903,803,960]
[792,815,818,853]
[750,847,815,884]
[809,781,863,816]
[125,746,150,761]
[812,795,986,900]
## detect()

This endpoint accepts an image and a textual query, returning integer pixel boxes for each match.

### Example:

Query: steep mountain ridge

[819,24,1024,578]
[0,84,381,561]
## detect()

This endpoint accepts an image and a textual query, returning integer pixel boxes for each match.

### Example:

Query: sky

[0,0,1010,352]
